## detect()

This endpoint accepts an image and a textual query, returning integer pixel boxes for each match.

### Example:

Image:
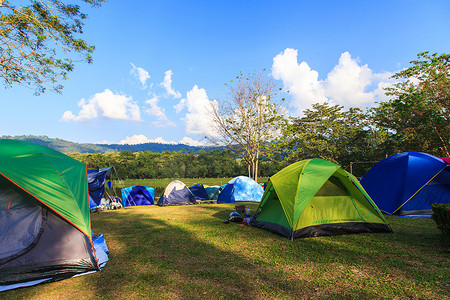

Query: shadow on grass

[3,204,449,299]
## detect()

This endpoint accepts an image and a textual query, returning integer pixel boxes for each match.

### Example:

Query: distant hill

[0,135,217,154]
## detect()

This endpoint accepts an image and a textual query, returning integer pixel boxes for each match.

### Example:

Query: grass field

[3,202,449,299]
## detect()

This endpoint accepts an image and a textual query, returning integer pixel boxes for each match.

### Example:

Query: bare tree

[209,70,285,181]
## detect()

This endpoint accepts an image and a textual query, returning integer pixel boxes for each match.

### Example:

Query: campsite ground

[3,202,449,299]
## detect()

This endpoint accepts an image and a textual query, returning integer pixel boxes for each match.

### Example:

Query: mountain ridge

[0,135,216,153]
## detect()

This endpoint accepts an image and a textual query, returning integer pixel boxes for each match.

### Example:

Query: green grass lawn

[3,203,450,299]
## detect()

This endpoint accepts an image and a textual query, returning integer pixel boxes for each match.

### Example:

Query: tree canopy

[209,70,285,181]
[0,0,104,94]
[372,52,450,156]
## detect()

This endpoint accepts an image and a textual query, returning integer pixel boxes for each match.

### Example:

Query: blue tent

[217,176,264,203]
[205,185,225,201]
[189,184,210,200]
[89,194,98,209]
[87,167,113,206]
[360,152,450,215]
[158,180,196,206]
[121,185,155,206]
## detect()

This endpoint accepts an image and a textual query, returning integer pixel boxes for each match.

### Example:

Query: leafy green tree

[280,102,378,170]
[0,0,104,94]
[372,52,450,156]
[210,70,286,181]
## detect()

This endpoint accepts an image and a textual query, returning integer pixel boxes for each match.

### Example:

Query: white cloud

[161,70,181,98]
[179,137,206,146]
[272,48,397,115]
[130,63,151,88]
[61,89,141,122]
[272,48,327,115]
[144,96,168,120]
[176,85,219,137]
[119,135,177,145]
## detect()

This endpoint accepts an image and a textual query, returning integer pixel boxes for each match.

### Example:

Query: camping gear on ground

[121,185,155,206]
[252,159,392,239]
[0,140,108,291]
[158,180,196,206]
[88,166,124,209]
[235,205,246,215]
[229,211,243,222]
[205,185,225,201]
[361,152,450,216]
[217,176,264,203]
[189,184,210,200]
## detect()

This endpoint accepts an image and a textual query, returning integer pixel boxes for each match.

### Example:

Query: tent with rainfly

[0,139,108,291]
[252,159,392,239]
[158,180,196,206]
[217,176,263,203]
[360,152,450,216]
[121,185,155,206]
[205,185,225,201]
[87,167,113,207]
[189,184,210,200]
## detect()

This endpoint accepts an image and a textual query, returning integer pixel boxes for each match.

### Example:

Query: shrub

[431,203,450,236]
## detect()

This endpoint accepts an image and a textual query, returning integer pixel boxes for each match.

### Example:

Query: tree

[280,102,381,171]
[372,51,450,156]
[209,70,285,181]
[0,0,104,94]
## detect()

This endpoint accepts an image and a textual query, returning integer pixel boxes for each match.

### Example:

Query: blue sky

[1,1,449,146]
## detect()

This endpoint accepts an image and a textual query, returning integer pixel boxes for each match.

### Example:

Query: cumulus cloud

[130,63,151,88]
[119,134,177,145]
[175,85,219,137]
[61,89,141,122]
[161,70,181,98]
[272,48,396,115]
[144,97,167,120]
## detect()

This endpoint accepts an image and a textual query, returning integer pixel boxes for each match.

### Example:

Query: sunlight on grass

[3,203,449,299]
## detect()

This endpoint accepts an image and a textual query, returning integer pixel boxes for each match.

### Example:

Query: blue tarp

[121,185,155,206]
[87,167,113,206]
[189,184,210,200]
[217,176,264,203]
[361,152,450,215]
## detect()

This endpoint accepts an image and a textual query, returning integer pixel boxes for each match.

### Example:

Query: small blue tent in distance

[218,176,264,203]
[121,185,155,207]
[158,180,196,206]
[205,185,225,201]
[88,167,113,206]
[361,152,450,216]
[189,184,210,200]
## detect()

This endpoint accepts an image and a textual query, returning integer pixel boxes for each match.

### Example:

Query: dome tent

[158,180,196,206]
[361,152,450,216]
[189,184,210,200]
[218,176,264,203]
[121,185,155,206]
[0,140,104,290]
[252,159,392,239]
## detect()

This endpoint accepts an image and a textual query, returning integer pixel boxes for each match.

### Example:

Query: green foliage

[68,149,283,180]
[432,204,450,236]
[0,0,105,94]
[278,102,385,173]
[372,51,450,157]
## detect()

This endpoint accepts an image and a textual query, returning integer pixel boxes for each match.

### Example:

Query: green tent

[0,139,98,286]
[252,159,392,239]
